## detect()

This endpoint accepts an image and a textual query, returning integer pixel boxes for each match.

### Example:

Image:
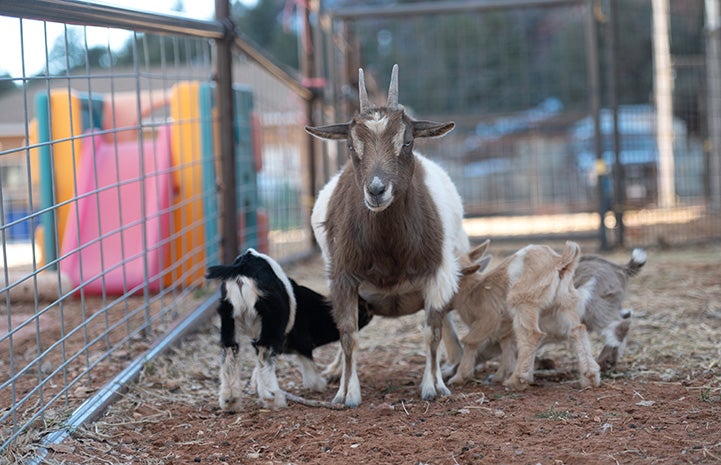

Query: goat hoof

[421,383,450,400]
[333,389,361,408]
[274,394,288,409]
[503,376,528,392]
[322,371,341,383]
[333,395,361,409]
[441,363,458,379]
[260,392,287,410]
[219,396,241,412]
[580,370,601,388]
[304,377,328,392]
[438,384,451,397]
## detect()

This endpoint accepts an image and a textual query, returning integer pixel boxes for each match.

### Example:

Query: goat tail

[625,248,647,277]
[557,241,581,280]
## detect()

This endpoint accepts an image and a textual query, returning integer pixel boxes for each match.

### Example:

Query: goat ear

[476,255,493,273]
[461,263,482,276]
[468,239,491,262]
[412,120,455,139]
[305,123,350,140]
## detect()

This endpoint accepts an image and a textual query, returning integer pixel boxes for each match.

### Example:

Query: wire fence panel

[0,20,217,454]
[232,55,315,260]
[0,6,314,457]
[325,0,721,248]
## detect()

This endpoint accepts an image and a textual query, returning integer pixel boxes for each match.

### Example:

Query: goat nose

[368,176,385,196]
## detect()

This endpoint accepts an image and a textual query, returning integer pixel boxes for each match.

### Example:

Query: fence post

[585,0,609,250]
[215,0,238,264]
[606,0,625,247]
[707,0,721,211]
[653,0,676,209]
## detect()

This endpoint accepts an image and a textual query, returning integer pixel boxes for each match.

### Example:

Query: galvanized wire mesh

[0,6,313,457]
[325,0,721,248]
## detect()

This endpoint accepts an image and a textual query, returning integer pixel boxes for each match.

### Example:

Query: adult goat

[306,65,469,407]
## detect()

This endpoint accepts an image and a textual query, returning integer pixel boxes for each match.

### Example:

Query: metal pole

[332,0,582,20]
[215,0,238,263]
[0,0,224,39]
[585,0,608,250]
[302,0,319,250]
[653,0,676,208]
[606,0,625,246]
[706,0,721,211]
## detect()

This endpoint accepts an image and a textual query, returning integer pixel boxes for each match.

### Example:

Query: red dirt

[45,351,721,465]
[19,244,721,464]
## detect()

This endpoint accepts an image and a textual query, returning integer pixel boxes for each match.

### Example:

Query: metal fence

[0,0,314,458]
[321,0,721,248]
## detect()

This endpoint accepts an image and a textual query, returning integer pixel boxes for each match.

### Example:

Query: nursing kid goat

[306,65,469,407]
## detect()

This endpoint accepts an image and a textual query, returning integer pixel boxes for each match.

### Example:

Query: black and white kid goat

[206,248,372,411]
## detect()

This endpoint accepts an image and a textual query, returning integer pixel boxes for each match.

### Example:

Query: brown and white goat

[448,241,601,391]
[306,65,469,407]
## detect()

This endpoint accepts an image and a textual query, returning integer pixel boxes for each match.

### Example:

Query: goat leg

[569,324,601,387]
[322,347,343,381]
[255,346,287,409]
[333,331,361,407]
[505,305,544,391]
[495,337,517,383]
[448,317,499,385]
[218,345,243,412]
[295,355,328,391]
[441,313,463,369]
[330,281,362,407]
[421,308,451,400]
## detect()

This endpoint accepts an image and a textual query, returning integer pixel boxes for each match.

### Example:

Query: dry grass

[5,241,721,464]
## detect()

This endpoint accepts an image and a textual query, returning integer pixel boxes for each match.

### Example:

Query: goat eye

[403,141,412,148]
[347,144,355,152]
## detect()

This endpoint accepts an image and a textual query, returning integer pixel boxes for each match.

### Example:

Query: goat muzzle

[364,176,393,212]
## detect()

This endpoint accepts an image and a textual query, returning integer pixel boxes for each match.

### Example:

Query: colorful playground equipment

[31,81,266,295]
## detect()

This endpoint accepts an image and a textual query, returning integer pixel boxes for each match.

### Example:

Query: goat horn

[387,64,399,108]
[358,68,370,113]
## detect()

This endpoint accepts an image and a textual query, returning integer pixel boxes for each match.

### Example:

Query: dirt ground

[22,242,721,464]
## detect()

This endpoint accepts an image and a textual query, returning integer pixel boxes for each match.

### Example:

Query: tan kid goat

[306,65,469,407]
[448,240,601,391]
[467,245,647,376]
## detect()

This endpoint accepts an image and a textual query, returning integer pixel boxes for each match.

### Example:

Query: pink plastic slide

[60,126,172,295]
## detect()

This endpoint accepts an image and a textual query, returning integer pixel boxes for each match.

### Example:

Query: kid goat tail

[625,248,647,277]
[557,240,581,279]
[205,264,236,281]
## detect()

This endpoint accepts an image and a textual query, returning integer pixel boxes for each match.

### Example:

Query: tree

[0,72,18,94]
[233,0,300,70]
